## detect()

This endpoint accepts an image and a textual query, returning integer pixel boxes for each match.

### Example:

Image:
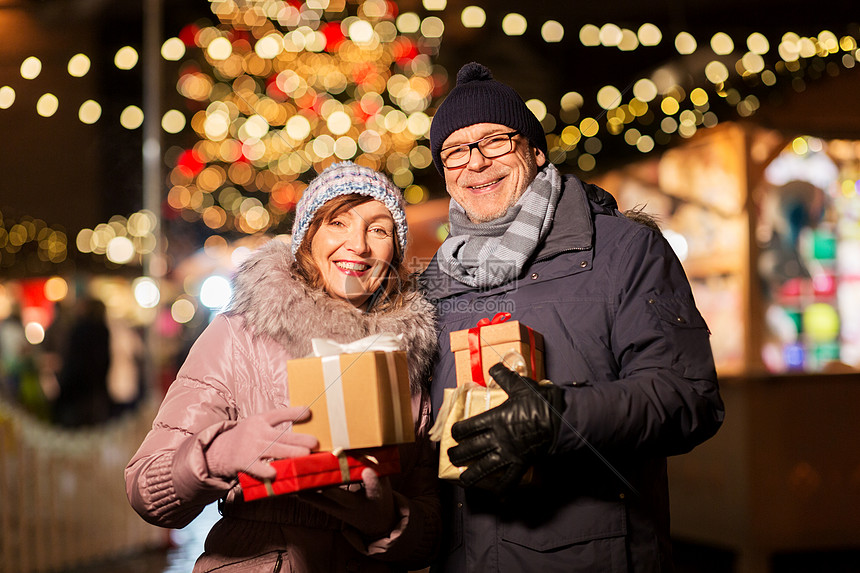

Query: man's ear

[534,147,547,167]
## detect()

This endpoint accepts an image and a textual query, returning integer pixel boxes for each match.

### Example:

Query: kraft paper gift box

[287,334,414,453]
[449,312,545,387]
[238,446,401,500]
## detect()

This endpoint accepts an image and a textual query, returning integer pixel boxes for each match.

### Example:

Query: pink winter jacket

[125,240,440,572]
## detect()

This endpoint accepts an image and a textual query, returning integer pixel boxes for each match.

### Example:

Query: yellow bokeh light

[710,32,734,55]
[638,23,662,46]
[705,60,730,83]
[580,117,599,137]
[560,125,581,147]
[128,211,156,236]
[171,298,197,324]
[349,20,374,43]
[207,36,233,60]
[396,13,420,34]
[312,135,336,158]
[120,105,144,130]
[78,100,102,124]
[618,29,639,51]
[20,56,42,80]
[628,98,648,116]
[36,93,59,117]
[404,184,427,204]
[255,33,283,59]
[44,277,68,302]
[24,322,45,345]
[327,110,352,135]
[741,51,765,74]
[0,86,15,109]
[407,112,431,137]
[560,91,584,111]
[76,229,94,253]
[114,46,139,70]
[541,20,564,43]
[162,109,186,134]
[579,24,600,47]
[675,32,697,55]
[67,53,91,77]
[423,0,446,9]
[525,99,547,121]
[420,16,445,38]
[792,137,809,155]
[161,37,186,61]
[690,88,709,106]
[286,115,312,140]
[578,153,596,171]
[799,37,817,58]
[334,136,358,160]
[461,6,486,28]
[660,97,680,115]
[747,32,770,55]
[596,85,622,110]
[637,135,655,153]
[633,78,658,102]
[107,236,135,264]
[599,23,622,47]
[502,13,527,36]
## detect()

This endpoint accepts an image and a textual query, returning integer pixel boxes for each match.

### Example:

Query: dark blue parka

[422,174,725,573]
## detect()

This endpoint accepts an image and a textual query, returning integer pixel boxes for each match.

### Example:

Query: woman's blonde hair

[292,193,414,311]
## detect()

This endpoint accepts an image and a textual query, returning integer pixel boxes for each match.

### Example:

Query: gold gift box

[449,320,545,386]
[287,351,414,452]
[435,383,509,480]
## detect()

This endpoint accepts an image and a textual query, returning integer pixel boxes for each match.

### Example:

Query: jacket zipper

[533,246,588,264]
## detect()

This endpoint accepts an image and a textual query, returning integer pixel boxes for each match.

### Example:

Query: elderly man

[421,62,725,572]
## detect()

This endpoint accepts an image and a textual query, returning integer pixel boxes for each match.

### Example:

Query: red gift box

[238,446,401,501]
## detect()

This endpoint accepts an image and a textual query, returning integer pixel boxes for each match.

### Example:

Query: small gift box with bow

[239,446,401,500]
[287,334,414,452]
[449,312,545,387]
[431,314,547,480]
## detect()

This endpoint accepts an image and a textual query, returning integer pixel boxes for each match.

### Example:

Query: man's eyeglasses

[439,131,519,169]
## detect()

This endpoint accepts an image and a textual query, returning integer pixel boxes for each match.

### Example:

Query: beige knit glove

[205,408,319,481]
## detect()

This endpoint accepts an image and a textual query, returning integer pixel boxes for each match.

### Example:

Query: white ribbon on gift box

[310,333,406,450]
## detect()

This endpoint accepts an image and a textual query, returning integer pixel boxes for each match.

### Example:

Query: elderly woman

[125,162,439,572]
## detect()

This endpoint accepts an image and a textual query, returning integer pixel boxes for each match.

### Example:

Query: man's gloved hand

[448,363,566,496]
[205,408,319,481]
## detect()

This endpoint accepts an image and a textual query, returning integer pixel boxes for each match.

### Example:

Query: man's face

[442,122,546,223]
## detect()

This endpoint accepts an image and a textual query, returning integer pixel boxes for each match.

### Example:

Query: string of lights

[1,0,858,259]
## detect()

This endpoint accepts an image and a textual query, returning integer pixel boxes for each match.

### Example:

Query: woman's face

[311,199,396,309]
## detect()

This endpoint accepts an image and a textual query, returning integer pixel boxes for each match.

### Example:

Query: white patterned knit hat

[290,161,408,255]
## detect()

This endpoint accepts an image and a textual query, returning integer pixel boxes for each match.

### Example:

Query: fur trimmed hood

[228,239,437,392]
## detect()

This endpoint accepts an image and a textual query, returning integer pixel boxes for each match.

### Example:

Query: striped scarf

[437,163,562,288]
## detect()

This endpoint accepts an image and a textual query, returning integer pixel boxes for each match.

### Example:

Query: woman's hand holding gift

[205,407,319,481]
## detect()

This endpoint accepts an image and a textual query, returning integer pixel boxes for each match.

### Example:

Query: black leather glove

[448,363,566,496]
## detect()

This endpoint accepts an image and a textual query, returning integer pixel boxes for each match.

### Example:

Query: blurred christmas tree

[167,0,446,236]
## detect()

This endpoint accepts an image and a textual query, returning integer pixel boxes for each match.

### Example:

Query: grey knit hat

[429,62,547,174]
[291,161,408,255]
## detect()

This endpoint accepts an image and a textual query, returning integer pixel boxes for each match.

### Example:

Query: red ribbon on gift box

[467,312,537,386]
[238,446,401,501]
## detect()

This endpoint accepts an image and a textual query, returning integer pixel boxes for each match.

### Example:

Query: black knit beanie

[429,62,547,174]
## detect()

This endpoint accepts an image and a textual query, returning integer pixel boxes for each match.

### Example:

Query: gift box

[287,335,414,452]
[449,312,544,387]
[239,446,401,500]
[431,382,509,480]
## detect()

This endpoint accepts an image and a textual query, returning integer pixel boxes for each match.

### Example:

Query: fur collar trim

[228,239,437,392]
